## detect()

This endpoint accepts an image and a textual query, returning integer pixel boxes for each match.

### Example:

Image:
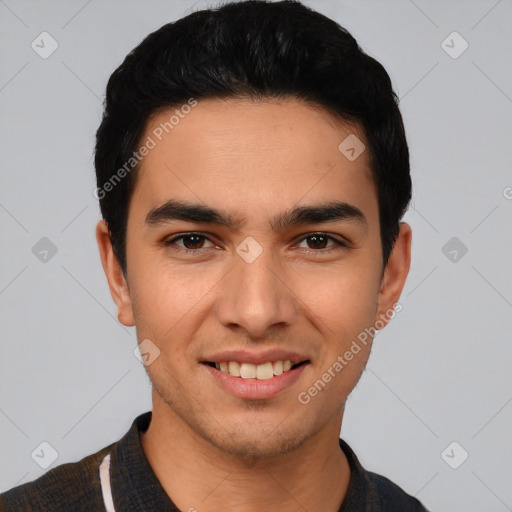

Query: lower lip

[202,363,309,400]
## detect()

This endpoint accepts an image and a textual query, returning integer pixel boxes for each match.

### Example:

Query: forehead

[130,97,377,227]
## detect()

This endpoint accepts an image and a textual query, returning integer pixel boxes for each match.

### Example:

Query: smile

[208,360,309,380]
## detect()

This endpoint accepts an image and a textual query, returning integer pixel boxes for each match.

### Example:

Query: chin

[211,435,304,459]
[153,378,320,459]
[201,418,317,460]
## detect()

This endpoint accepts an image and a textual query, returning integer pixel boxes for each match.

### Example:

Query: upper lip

[201,349,310,366]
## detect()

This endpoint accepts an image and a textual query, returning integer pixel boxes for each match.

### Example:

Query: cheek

[128,259,222,341]
[290,259,380,335]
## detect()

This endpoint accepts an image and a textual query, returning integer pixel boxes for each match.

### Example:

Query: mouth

[200,349,312,400]
[202,359,310,379]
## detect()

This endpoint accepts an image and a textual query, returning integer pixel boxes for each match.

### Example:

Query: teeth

[214,360,299,379]
[256,362,273,380]
[228,361,241,377]
[240,363,256,379]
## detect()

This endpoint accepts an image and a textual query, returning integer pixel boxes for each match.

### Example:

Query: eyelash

[163,232,349,255]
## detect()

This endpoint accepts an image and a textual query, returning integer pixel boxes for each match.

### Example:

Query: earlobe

[375,222,412,329]
[95,220,135,327]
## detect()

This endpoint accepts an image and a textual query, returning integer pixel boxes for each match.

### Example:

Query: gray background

[1,0,511,510]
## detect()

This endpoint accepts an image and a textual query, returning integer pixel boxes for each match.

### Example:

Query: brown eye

[180,234,206,249]
[305,234,329,249]
[164,233,216,252]
[296,233,346,252]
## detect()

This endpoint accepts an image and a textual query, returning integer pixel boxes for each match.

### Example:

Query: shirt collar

[109,411,371,511]
[109,411,176,510]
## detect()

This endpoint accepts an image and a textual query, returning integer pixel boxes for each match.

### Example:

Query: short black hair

[95,0,411,275]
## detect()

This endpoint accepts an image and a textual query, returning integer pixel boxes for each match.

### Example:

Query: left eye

[164,233,215,250]
[296,233,345,251]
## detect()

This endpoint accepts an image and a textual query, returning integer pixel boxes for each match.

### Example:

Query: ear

[95,220,135,327]
[374,222,412,328]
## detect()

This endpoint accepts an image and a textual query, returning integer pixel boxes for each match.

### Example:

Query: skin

[96,96,412,511]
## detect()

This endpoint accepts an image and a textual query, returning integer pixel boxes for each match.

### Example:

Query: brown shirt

[0,411,430,511]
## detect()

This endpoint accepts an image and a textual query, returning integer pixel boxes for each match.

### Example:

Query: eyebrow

[145,199,367,230]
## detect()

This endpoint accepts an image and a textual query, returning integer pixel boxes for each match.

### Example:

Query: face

[97,97,411,458]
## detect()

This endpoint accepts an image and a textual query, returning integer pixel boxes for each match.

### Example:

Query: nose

[215,246,298,340]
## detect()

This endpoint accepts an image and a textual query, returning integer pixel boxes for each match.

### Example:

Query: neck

[140,393,351,512]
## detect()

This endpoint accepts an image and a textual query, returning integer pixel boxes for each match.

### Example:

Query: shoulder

[366,470,429,511]
[0,443,114,512]
[338,437,430,511]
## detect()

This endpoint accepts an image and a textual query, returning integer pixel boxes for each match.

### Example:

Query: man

[0,1,430,510]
